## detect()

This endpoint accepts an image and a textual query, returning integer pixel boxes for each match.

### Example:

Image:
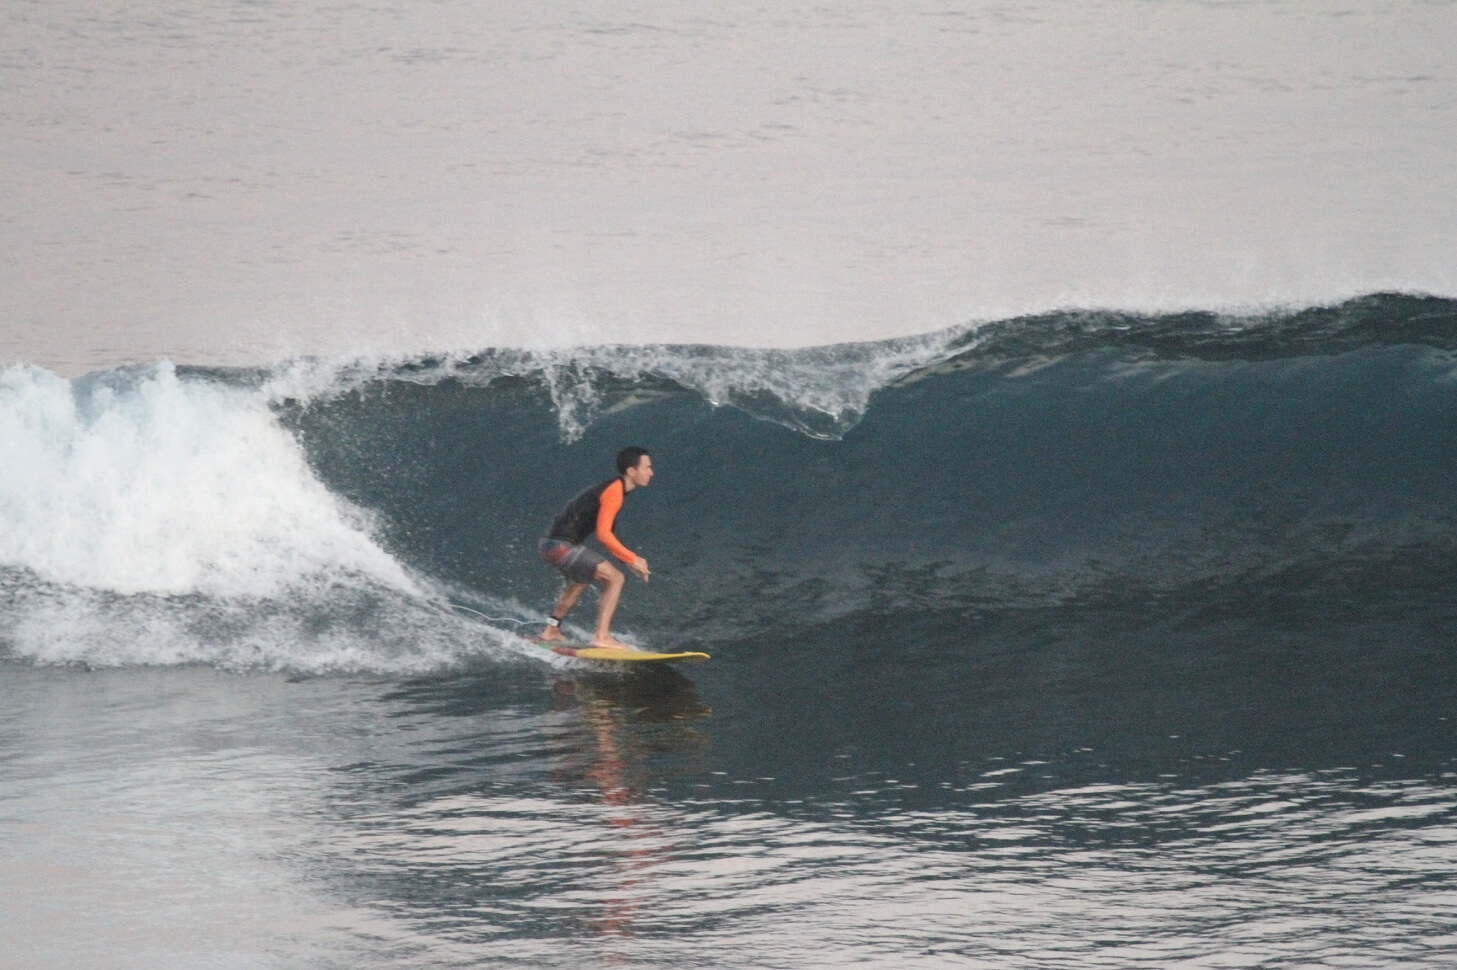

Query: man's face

[625,454,654,488]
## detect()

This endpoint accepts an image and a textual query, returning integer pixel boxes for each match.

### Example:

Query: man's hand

[630,556,651,583]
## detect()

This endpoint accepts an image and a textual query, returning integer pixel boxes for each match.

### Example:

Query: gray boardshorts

[538,538,606,585]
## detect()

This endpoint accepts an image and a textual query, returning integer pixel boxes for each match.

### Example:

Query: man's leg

[541,581,590,641]
[591,561,627,647]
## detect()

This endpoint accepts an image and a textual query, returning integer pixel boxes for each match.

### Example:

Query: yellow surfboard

[538,642,710,665]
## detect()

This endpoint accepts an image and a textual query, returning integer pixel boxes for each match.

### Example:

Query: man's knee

[595,562,624,587]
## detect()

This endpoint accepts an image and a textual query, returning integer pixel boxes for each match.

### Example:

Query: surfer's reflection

[550,669,710,942]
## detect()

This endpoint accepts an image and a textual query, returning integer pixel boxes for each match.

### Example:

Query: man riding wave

[536,446,654,647]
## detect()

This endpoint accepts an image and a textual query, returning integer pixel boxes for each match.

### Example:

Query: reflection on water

[323,665,717,959]
[547,669,712,944]
[3,664,1456,968]
[315,663,1457,968]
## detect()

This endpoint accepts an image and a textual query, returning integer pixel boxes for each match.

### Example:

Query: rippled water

[5,654,1453,969]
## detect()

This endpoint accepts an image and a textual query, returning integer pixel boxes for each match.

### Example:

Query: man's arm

[596,480,651,581]
[594,479,636,563]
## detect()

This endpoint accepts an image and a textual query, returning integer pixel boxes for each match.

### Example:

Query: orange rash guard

[594,478,637,564]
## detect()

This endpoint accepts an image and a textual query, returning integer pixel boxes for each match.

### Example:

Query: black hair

[616,445,651,475]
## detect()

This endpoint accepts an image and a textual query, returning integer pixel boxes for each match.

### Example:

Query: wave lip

[260,291,1457,442]
[262,328,970,440]
[937,292,1457,366]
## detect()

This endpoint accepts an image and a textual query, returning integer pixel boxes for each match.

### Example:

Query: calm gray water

[6,653,1455,969]
[4,0,1456,370]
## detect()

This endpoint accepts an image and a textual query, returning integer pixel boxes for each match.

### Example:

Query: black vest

[547,477,621,544]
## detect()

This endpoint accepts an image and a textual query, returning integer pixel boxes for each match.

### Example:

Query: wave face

[3,293,1455,669]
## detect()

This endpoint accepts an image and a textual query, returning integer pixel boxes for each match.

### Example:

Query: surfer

[537,446,654,647]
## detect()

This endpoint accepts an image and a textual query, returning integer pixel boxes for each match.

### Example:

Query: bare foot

[591,635,630,649]
[538,626,568,643]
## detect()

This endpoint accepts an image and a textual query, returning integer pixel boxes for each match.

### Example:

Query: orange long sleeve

[594,479,637,563]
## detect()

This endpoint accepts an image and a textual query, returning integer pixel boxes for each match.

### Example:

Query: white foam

[0,581,530,674]
[259,328,973,441]
[0,361,417,598]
